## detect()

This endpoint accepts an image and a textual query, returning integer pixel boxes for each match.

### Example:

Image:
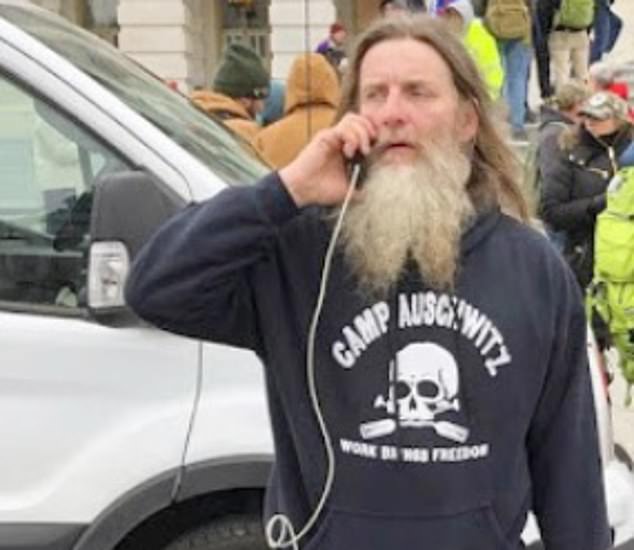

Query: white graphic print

[360,342,470,444]
[331,293,512,375]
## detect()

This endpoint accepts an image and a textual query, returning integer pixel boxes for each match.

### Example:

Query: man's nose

[377,89,406,128]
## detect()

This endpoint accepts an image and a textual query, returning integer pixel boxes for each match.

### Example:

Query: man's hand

[279,113,377,208]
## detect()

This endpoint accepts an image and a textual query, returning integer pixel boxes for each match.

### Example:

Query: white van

[0,3,632,550]
[0,3,273,550]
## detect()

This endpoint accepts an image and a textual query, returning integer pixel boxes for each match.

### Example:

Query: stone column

[32,0,81,20]
[269,0,336,80]
[198,0,223,88]
[187,0,207,89]
[117,0,204,92]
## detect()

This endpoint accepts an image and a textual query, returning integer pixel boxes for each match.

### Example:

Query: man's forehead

[360,75,440,90]
[360,38,452,81]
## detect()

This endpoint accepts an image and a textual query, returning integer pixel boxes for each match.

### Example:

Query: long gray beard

[337,145,475,297]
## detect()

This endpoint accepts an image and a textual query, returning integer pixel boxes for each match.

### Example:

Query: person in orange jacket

[191,43,269,145]
[254,53,341,169]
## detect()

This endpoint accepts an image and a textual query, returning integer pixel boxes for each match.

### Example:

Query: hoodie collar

[461,207,501,256]
[284,53,341,114]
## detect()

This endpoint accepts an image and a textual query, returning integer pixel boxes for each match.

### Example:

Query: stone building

[29,0,392,92]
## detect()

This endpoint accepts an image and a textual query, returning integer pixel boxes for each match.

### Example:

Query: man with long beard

[126,15,610,550]
[336,137,474,296]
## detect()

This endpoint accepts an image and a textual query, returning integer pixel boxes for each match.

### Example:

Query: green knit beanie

[213,43,269,99]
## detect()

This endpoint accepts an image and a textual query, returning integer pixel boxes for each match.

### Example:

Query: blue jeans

[498,40,532,131]
[590,2,623,63]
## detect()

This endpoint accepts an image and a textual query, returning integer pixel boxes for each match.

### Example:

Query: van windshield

[0,4,268,186]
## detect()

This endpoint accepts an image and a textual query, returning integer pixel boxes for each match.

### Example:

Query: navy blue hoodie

[126,173,610,550]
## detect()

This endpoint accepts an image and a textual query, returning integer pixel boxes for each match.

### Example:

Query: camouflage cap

[579,91,630,122]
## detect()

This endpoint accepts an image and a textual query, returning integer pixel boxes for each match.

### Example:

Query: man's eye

[363,89,383,101]
[410,87,431,98]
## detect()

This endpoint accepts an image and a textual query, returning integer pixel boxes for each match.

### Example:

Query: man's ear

[457,98,479,144]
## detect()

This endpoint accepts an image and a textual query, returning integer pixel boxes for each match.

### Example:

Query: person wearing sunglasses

[540,91,634,290]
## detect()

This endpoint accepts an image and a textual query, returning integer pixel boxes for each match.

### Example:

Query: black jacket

[536,106,574,186]
[126,173,609,550]
[540,125,632,286]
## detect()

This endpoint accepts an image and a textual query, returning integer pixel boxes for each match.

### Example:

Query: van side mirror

[88,170,184,315]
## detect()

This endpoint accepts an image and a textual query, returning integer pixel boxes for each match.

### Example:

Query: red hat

[330,22,346,35]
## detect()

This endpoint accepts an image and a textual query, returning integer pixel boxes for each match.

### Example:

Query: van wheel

[164,514,267,550]
[615,444,633,471]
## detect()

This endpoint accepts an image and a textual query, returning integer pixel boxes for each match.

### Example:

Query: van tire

[164,514,267,550]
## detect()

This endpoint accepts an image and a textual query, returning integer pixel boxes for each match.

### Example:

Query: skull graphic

[394,342,460,427]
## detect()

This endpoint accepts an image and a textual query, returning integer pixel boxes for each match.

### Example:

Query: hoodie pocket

[303,505,512,550]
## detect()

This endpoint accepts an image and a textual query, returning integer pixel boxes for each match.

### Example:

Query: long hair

[336,15,529,221]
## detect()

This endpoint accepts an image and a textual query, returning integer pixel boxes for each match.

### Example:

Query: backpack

[554,0,594,30]
[523,120,568,197]
[588,167,634,405]
[484,0,530,41]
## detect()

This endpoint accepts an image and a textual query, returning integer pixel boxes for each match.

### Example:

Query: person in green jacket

[439,0,504,101]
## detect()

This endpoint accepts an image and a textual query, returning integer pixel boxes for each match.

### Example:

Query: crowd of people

[182,0,634,390]
[187,1,629,149]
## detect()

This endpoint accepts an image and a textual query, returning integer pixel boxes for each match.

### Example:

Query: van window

[0,74,130,312]
[0,4,269,186]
